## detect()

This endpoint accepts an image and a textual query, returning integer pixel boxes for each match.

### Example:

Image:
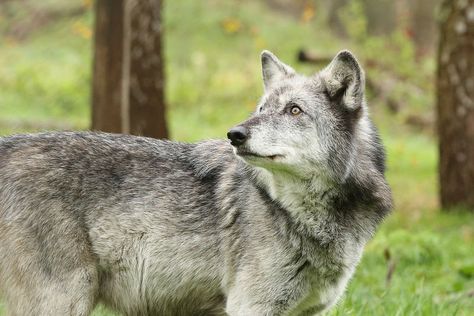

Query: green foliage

[339,0,421,81]
[0,11,92,131]
[338,0,435,128]
[339,0,367,42]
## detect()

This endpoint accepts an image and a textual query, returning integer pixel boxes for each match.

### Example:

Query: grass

[0,0,473,315]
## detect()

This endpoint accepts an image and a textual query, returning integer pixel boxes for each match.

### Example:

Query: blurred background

[0,0,473,315]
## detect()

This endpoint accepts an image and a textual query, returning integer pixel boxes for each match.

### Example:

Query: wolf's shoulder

[189,139,237,179]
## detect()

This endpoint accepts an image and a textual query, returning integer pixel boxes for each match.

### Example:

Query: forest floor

[0,0,473,315]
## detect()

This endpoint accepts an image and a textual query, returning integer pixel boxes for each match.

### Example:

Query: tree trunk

[411,0,440,58]
[437,0,474,209]
[92,0,168,138]
[327,0,347,37]
[92,0,125,134]
[362,0,396,36]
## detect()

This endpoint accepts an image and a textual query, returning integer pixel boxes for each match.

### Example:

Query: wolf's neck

[252,165,385,246]
[251,166,366,256]
[254,167,336,216]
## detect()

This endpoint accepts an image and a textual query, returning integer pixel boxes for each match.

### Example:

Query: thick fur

[0,51,392,316]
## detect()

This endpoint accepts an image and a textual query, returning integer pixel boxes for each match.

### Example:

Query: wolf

[0,50,391,316]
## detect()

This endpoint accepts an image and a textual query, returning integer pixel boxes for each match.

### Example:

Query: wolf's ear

[320,50,365,111]
[261,50,295,90]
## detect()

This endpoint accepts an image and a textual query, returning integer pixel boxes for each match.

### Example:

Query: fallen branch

[297,50,332,65]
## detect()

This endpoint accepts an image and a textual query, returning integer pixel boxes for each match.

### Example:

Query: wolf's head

[228,50,384,182]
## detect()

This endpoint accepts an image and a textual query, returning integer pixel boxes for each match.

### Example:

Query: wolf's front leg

[225,287,328,316]
[225,286,287,316]
[225,299,274,316]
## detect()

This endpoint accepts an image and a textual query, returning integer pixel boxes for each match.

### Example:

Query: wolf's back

[0,131,235,235]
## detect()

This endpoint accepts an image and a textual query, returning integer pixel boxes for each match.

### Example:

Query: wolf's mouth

[237,150,282,160]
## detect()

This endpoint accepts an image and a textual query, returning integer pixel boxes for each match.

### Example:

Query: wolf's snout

[227,126,248,146]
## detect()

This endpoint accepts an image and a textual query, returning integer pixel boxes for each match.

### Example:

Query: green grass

[331,211,474,315]
[1,0,473,315]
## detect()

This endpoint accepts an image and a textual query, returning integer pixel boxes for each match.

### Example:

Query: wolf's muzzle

[227,126,248,146]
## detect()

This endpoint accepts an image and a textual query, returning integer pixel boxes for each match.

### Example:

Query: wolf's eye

[290,105,302,116]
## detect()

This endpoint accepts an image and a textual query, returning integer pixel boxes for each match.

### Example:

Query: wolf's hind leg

[1,257,98,316]
[1,262,98,316]
[0,216,99,316]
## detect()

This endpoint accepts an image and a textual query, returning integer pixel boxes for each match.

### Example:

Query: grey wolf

[0,50,392,315]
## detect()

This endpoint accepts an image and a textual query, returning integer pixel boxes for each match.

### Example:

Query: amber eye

[290,105,302,116]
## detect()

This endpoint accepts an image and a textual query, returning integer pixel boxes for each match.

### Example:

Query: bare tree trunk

[92,0,125,134]
[437,0,474,209]
[128,0,167,138]
[411,0,440,58]
[92,0,168,138]
[362,0,396,36]
[327,0,347,37]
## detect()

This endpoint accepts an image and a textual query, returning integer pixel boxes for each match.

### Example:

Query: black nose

[227,126,249,146]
